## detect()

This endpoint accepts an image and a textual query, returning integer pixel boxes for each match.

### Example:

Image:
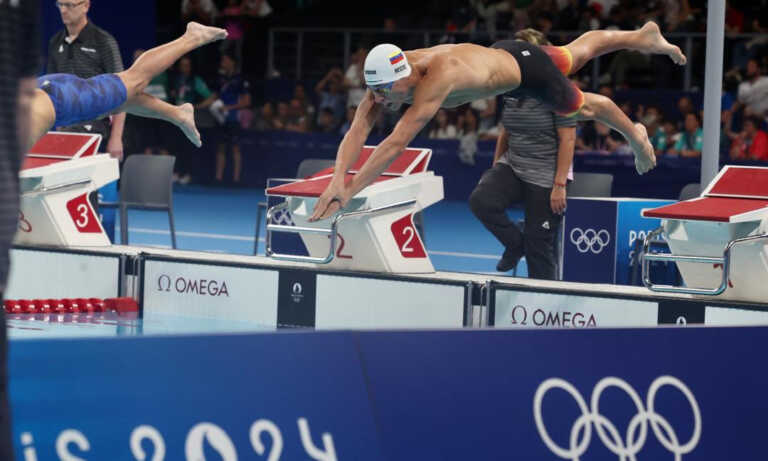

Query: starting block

[265,146,443,273]
[15,132,119,247]
[641,166,768,300]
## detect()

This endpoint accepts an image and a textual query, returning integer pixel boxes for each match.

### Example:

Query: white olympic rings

[533,375,701,461]
[570,228,611,254]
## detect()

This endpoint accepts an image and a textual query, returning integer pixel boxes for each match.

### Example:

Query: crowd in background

[128,0,768,184]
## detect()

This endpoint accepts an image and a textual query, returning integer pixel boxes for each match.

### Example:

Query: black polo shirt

[47,21,124,79]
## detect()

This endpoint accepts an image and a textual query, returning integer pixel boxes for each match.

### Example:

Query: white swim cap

[363,44,412,86]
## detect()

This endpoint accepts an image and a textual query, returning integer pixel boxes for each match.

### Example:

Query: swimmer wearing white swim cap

[310,23,687,221]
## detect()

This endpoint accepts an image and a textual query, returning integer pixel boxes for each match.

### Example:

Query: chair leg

[254,202,265,255]
[120,205,129,245]
[168,208,177,249]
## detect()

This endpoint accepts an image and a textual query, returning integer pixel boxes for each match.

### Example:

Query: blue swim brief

[37,73,128,128]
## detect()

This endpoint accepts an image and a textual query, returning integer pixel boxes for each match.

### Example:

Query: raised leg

[120,93,201,147]
[565,22,686,73]
[117,22,226,97]
[577,92,656,174]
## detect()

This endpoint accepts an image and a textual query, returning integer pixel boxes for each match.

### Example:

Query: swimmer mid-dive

[23,22,227,153]
[310,22,687,221]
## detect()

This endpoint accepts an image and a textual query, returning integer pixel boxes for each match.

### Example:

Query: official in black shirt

[47,0,125,159]
[1,0,41,458]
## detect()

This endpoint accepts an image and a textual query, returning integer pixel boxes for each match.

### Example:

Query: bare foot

[186,22,228,46]
[177,103,202,147]
[630,122,656,175]
[639,21,687,65]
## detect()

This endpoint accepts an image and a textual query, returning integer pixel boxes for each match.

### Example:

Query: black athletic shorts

[491,40,584,116]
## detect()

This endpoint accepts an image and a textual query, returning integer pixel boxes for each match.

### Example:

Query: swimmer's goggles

[369,81,394,96]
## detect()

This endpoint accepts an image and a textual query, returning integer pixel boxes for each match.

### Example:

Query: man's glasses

[56,1,86,10]
[369,81,394,96]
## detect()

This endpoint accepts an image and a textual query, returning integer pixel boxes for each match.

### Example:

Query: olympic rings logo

[272,209,294,226]
[570,228,611,254]
[534,376,701,461]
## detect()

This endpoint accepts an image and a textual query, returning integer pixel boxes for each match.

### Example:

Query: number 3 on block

[66,194,101,233]
[390,214,426,258]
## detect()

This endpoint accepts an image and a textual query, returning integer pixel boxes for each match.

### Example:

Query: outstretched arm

[309,90,382,221]
[340,78,451,204]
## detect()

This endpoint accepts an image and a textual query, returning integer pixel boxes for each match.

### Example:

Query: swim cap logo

[365,70,377,75]
[388,51,404,65]
[394,65,406,73]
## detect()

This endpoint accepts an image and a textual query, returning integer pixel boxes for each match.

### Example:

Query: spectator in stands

[457,107,479,166]
[316,108,338,133]
[212,53,252,185]
[471,97,499,140]
[670,112,703,157]
[286,98,310,132]
[578,121,627,153]
[729,116,768,161]
[315,67,347,125]
[556,0,583,31]
[292,83,315,120]
[182,0,218,24]
[641,106,668,153]
[579,3,603,30]
[252,102,277,131]
[182,0,220,82]
[675,95,696,126]
[344,47,368,108]
[339,106,356,136]
[274,102,290,130]
[220,0,247,69]
[170,55,217,184]
[738,58,768,117]
[661,119,680,152]
[428,109,458,139]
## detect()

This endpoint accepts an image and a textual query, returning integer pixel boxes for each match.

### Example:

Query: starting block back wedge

[641,166,768,300]
[15,132,119,247]
[265,146,444,273]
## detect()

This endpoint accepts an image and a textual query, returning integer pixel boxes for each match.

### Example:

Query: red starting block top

[22,132,103,172]
[267,145,432,197]
[28,132,102,159]
[643,197,768,222]
[267,174,395,197]
[705,166,768,199]
[21,157,66,171]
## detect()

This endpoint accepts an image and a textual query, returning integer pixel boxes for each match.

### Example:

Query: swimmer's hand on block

[309,180,349,222]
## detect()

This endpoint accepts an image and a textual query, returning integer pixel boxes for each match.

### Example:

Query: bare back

[404,43,521,108]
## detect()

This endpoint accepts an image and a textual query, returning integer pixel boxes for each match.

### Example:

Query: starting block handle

[265,199,417,264]
[22,178,92,196]
[641,227,768,295]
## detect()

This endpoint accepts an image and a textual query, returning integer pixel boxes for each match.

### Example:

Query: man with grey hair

[48,0,126,160]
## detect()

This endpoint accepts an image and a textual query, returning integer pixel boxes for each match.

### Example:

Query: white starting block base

[266,146,444,273]
[643,166,768,302]
[15,133,119,247]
